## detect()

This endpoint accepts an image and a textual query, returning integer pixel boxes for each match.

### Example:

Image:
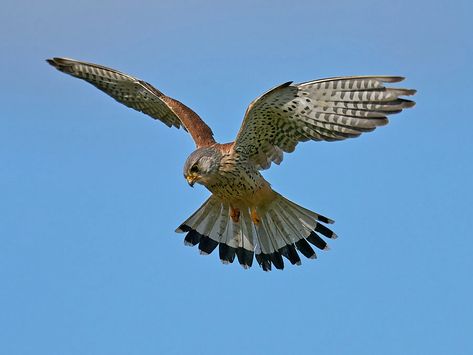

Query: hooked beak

[186,174,198,187]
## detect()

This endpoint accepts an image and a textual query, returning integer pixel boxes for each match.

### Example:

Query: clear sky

[1,0,472,354]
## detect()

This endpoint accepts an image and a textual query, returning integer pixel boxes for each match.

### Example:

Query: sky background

[1,0,472,354]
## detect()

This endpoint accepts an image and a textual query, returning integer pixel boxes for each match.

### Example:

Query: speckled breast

[207,154,266,203]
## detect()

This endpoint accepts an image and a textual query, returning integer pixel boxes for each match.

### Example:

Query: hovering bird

[47,57,416,271]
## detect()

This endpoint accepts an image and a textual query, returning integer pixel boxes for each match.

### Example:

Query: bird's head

[183,147,221,187]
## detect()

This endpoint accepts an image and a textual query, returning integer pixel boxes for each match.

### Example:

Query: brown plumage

[47,57,416,271]
[46,57,215,148]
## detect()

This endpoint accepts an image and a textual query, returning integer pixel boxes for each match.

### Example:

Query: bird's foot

[251,208,261,225]
[230,207,240,223]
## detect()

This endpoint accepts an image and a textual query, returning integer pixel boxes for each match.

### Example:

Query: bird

[47,57,416,271]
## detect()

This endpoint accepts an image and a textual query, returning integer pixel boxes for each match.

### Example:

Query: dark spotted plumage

[48,57,416,271]
[235,77,415,169]
[46,57,215,148]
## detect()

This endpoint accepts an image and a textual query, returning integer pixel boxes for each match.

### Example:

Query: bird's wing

[47,57,215,148]
[233,76,416,169]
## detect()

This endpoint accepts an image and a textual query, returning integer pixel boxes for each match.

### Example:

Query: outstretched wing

[47,57,215,148]
[233,76,416,169]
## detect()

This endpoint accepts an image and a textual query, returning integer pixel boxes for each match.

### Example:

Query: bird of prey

[47,57,416,271]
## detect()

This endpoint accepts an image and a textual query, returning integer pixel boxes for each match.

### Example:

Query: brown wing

[47,57,215,148]
[233,76,416,169]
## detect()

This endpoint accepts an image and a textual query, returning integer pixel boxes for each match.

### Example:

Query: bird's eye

[190,165,199,173]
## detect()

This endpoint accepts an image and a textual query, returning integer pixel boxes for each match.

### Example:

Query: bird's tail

[175,192,337,271]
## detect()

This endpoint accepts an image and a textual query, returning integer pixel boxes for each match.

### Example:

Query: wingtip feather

[380,76,405,83]
[46,57,77,74]
[403,99,416,108]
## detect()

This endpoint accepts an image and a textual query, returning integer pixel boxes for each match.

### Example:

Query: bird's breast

[205,159,273,207]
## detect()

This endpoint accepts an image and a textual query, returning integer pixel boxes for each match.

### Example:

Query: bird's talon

[230,207,240,223]
[251,208,261,225]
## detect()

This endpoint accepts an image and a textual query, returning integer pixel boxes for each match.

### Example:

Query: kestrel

[47,57,416,271]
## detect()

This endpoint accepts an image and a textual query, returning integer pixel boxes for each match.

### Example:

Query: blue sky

[1,0,472,354]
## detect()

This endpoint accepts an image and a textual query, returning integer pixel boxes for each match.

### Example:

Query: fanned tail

[175,193,336,271]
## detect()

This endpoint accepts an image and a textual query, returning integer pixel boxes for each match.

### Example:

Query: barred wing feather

[47,57,215,148]
[234,76,416,170]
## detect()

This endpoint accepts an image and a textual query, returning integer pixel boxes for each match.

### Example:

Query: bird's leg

[230,206,240,223]
[250,207,261,225]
